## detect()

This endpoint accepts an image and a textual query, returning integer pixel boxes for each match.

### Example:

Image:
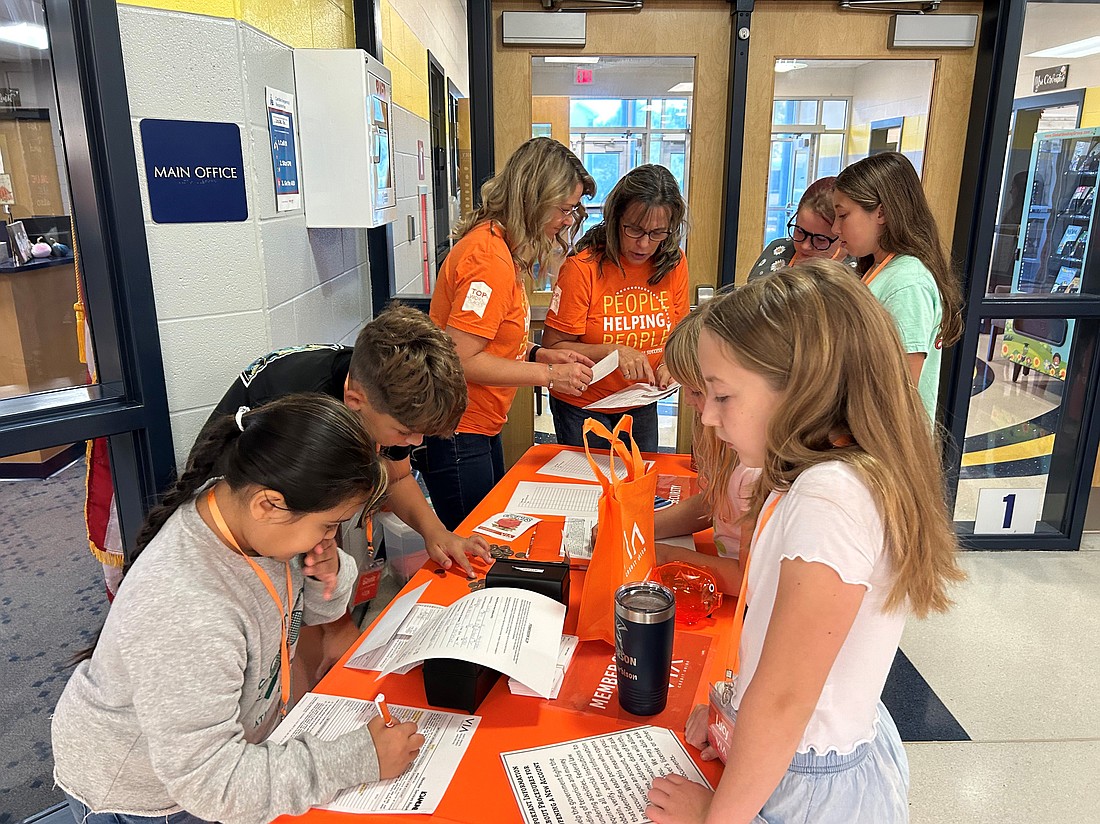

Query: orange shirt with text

[429,221,530,436]
[545,249,689,410]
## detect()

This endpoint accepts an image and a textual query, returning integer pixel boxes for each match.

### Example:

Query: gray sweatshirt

[52,497,379,824]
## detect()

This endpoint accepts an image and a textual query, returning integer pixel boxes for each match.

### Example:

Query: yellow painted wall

[1081,87,1100,128]
[116,0,354,49]
[847,121,870,161]
[379,0,429,121]
[901,114,928,153]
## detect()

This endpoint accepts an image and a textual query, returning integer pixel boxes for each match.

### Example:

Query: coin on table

[467,580,485,591]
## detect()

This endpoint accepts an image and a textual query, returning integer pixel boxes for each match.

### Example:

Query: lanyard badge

[206,488,295,718]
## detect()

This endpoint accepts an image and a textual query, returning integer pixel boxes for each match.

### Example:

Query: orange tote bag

[575,416,658,645]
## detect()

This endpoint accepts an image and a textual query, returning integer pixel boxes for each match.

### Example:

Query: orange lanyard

[725,493,783,680]
[206,488,294,718]
[861,252,896,286]
[791,245,845,266]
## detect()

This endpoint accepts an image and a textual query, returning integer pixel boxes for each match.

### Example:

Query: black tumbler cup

[614,581,675,716]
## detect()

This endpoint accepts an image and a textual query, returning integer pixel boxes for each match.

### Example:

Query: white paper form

[536,450,654,483]
[589,349,620,384]
[344,582,430,664]
[345,603,445,674]
[583,382,681,412]
[506,480,602,518]
[509,634,579,698]
[501,726,711,824]
[269,693,479,815]
[381,587,567,698]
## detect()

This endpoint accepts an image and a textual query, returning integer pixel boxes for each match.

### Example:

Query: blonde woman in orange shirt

[422,138,596,529]
[543,164,689,452]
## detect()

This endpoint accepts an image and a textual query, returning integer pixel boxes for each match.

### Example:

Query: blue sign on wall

[140,119,248,223]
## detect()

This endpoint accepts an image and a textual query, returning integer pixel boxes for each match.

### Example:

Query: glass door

[947,0,1100,548]
[0,3,173,814]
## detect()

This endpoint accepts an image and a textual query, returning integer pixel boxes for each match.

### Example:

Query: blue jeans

[416,432,505,530]
[65,795,213,824]
[549,395,659,453]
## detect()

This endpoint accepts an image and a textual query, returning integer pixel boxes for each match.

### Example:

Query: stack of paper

[509,634,579,699]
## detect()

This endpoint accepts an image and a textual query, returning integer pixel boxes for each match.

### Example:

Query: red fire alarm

[574,67,593,85]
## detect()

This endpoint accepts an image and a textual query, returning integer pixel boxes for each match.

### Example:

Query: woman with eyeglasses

[422,137,596,529]
[542,164,689,452]
[748,176,857,281]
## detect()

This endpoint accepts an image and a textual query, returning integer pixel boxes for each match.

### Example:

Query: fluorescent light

[544,56,599,64]
[774,59,808,73]
[667,82,693,93]
[1028,37,1100,59]
[0,23,48,50]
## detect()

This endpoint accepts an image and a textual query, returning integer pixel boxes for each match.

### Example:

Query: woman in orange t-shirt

[543,164,689,452]
[421,138,596,530]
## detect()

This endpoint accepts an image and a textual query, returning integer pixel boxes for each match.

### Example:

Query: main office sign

[140,119,248,223]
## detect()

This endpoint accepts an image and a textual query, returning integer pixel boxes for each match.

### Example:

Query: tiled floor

[902,549,1100,820]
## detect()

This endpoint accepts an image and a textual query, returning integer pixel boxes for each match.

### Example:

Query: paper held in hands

[375,586,568,698]
[582,381,680,411]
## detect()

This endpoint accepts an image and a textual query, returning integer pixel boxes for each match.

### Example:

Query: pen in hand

[374,693,395,727]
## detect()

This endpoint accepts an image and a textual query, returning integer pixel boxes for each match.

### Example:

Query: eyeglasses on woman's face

[556,203,582,218]
[622,224,672,242]
[787,218,838,251]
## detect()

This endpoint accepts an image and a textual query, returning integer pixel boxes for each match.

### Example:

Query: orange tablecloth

[279,444,731,824]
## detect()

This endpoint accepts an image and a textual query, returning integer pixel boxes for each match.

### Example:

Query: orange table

[281,444,732,824]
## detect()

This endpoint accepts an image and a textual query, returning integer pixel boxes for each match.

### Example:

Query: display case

[1002,126,1100,380]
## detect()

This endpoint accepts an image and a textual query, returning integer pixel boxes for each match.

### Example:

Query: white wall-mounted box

[501,10,586,46]
[293,48,396,228]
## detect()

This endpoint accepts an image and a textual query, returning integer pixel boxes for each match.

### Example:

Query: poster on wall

[266,87,301,212]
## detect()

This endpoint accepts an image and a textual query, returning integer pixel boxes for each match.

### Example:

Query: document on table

[560,516,595,561]
[380,587,567,698]
[506,480,602,518]
[536,450,654,483]
[344,582,430,667]
[508,634,579,698]
[501,726,711,824]
[345,602,445,674]
[583,382,680,411]
[269,693,479,815]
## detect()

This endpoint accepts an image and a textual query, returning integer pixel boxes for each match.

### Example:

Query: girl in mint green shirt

[832,153,963,422]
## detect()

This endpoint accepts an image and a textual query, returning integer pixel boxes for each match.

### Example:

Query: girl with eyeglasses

[832,152,963,421]
[424,137,596,529]
[542,164,690,452]
[748,176,857,281]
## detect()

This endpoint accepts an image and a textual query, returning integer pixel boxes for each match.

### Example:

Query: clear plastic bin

[374,511,429,583]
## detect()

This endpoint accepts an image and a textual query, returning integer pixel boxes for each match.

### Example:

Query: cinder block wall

[117,3,369,464]
[115,0,468,463]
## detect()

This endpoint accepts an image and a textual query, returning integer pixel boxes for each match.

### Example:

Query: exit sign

[575,67,593,85]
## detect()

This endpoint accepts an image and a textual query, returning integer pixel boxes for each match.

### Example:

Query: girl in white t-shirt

[646,260,964,824]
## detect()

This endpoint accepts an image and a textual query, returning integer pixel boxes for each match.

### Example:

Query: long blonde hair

[662,311,736,523]
[454,137,595,280]
[701,259,964,616]
[835,152,963,346]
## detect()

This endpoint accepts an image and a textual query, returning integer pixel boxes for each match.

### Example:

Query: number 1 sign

[973,487,1043,534]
